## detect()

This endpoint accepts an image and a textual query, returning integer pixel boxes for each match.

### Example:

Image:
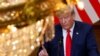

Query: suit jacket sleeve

[86,26,100,56]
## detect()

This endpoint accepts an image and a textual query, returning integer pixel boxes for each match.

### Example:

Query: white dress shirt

[62,23,75,56]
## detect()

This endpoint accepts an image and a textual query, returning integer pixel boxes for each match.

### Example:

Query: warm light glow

[23,49,27,53]
[12,46,16,50]
[36,38,40,42]
[11,13,15,16]
[55,2,67,11]
[77,1,84,10]
[6,40,11,46]
[1,33,5,36]
[14,54,18,56]
[38,27,42,33]
[30,35,34,39]
[0,1,54,56]
[12,40,19,45]
[7,25,17,32]
[19,49,23,53]
[36,20,42,32]
[31,45,34,50]
[0,2,10,7]
[36,38,40,46]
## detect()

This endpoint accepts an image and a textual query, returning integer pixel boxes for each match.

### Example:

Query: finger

[39,50,43,56]
[38,45,48,56]
[39,50,48,56]
[42,45,46,51]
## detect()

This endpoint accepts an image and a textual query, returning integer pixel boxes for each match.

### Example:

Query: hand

[38,45,49,56]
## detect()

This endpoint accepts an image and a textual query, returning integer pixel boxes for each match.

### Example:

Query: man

[38,1,99,56]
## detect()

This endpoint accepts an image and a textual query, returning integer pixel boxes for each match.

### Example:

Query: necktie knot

[67,29,70,33]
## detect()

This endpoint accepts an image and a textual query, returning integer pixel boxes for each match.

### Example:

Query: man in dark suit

[38,1,99,56]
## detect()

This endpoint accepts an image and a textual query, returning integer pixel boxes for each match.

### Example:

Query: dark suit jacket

[43,21,99,56]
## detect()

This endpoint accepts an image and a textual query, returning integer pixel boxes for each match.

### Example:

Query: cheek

[59,19,64,24]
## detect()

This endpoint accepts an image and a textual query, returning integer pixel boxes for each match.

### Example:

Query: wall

[93,21,100,52]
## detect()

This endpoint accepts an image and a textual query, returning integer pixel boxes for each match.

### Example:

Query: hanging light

[77,1,84,10]
[66,0,84,10]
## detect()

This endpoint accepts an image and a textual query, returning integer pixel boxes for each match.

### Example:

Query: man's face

[56,7,74,30]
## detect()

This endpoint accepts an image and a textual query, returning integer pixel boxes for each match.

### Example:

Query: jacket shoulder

[75,21,93,29]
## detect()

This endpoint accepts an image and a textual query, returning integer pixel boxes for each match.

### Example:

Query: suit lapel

[55,24,64,56]
[71,21,81,56]
[72,21,80,41]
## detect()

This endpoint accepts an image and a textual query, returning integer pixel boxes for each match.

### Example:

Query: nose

[62,18,67,24]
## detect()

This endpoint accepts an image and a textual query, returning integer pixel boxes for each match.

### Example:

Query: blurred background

[0,0,100,56]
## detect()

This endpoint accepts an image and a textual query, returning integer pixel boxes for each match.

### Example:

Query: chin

[63,27,69,30]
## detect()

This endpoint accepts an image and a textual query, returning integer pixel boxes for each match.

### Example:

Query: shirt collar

[70,22,75,32]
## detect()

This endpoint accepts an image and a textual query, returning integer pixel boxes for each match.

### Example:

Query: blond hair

[54,3,74,16]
